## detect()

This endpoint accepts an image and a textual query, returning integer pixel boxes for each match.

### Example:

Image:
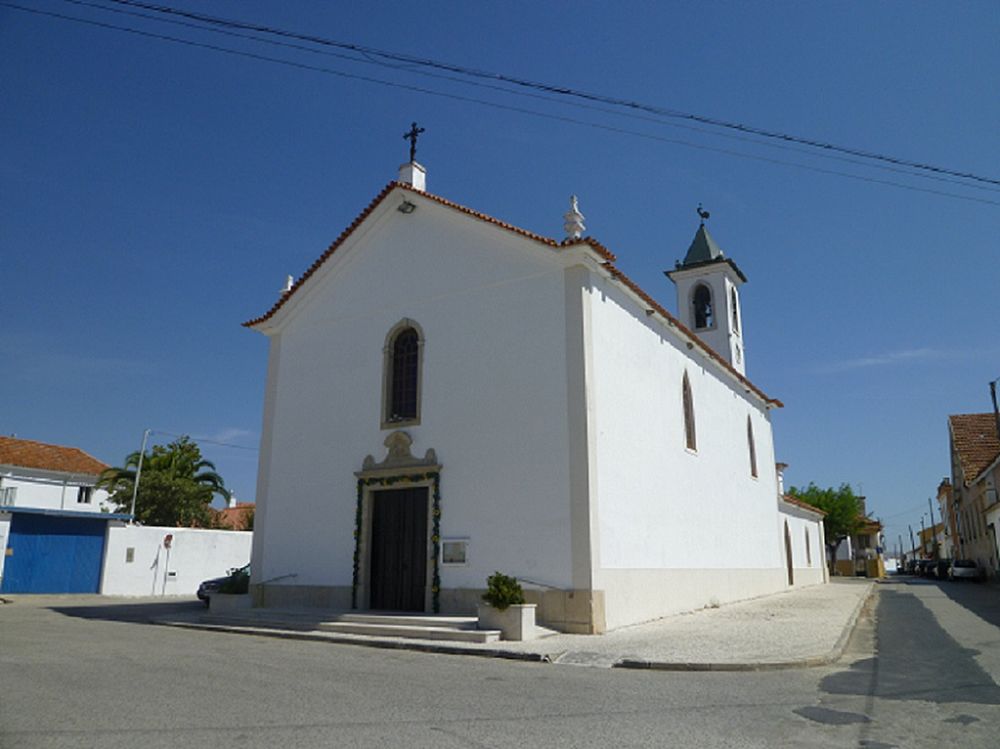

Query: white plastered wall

[0,512,10,585]
[253,194,575,602]
[100,524,252,596]
[778,503,827,587]
[584,272,789,629]
[0,468,112,513]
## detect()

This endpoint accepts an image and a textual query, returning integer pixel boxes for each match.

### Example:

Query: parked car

[916,559,934,577]
[949,559,980,581]
[197,563,250,605]
[905,559,918,575]
[935,559,952,579]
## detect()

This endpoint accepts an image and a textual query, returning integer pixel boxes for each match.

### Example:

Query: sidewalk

[156,579,874,670]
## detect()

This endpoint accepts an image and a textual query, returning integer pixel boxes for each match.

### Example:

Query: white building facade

[245,163,824,633]
[0,436,113,513]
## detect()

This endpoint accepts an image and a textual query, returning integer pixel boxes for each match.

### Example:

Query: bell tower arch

[666,209,748,375]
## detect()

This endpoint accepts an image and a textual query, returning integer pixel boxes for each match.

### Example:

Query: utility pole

[909,524,916,560]
[927,497,938,559]
[920,515,927,558]
[128,428,151,525]
[990,378,1000,442]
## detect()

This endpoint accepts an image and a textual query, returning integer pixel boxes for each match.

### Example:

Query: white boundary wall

[101,524,252,596]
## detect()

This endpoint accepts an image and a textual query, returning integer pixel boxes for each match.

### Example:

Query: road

[1,578,998,748]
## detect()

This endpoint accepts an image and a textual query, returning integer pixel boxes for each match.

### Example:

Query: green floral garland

[352,471,442,612]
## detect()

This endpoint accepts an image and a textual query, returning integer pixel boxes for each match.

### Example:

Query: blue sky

[3,1,998,553]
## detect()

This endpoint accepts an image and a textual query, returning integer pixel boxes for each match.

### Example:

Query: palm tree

[99,436,230,526]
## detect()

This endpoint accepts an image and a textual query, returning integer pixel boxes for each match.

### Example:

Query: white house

[0,436,113,513]
[244,159,825,633]
[0,435,252,595]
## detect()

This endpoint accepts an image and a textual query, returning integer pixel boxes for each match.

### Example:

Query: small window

[383,322,423,426]
[77,486,93,504]
[0,486,16,506]
[683,372,697,451]
[747,416,757,478]
[805,529,812,566]
[692,284,713,329]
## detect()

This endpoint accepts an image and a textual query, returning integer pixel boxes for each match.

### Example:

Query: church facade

[244,161,825,633]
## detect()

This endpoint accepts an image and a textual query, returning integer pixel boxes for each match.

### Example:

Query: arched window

[692,284,713,329]
[682,372,697,451]
[383,322,422,425]
[747,416,757,478]
[805,529,812,567]
[731,288,739,332]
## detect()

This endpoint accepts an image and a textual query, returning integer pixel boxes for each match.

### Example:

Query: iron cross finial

[403,122,425,162]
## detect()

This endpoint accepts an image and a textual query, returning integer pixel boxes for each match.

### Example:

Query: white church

[244,156,826,633]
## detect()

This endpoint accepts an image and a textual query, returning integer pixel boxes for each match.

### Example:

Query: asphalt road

[2,579,998,748]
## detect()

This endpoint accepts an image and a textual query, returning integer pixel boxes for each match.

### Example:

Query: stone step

[316,620,500,643]
[328,612,479,629]
[204,610,501,643]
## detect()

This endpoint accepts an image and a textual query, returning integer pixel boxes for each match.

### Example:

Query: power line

[148,429,258,451]
[7,2,999,206]
[99,0,1000,189]
[57,0,1000,196]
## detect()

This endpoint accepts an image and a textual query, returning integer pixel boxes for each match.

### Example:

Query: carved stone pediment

[358,431,439,477]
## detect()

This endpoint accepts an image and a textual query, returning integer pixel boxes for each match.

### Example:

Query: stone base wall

[250,583,352,610]
[596,567,803,631]
[440,587,606,634]
[251,583,605,634]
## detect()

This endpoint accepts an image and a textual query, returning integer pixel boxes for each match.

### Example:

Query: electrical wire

[5,1,999,206]
[98,0,1000,189]
[55,0,1000,196]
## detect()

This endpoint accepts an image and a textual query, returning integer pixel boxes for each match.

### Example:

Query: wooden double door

[369,487,429,611]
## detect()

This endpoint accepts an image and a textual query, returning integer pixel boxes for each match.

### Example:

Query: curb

[150,582,876,673]
[614,582,875,672]
[153,619,552,663]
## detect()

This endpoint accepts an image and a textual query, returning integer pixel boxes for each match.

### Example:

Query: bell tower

[666,208,748,375]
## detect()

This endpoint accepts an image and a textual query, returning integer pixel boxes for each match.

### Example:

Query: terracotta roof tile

[214,502,255,531]
[243,182,780,407]
[782,494,827,517]
[0,436,109,476]
[949,413,1000,485]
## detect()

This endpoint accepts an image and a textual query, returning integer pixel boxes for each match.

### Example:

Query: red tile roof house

[0,436,112,513]
[948,413,1000,578]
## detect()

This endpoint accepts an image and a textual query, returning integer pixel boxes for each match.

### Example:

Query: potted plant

[209,566,252,613]
[477,571,536,641]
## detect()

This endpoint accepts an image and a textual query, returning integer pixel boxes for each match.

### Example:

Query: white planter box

[477,603,537,641]
[209,593,252,614]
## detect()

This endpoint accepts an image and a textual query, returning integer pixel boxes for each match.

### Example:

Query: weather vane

[697,203,711,225]
[403,122,425,162]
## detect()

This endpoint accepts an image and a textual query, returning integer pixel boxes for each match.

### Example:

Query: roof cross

[403,122,425,162]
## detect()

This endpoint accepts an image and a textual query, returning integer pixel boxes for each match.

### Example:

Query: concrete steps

[205,609,502,644]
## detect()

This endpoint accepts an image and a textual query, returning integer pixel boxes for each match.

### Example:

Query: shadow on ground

[821,586,1000,705]
[49,598,206,624]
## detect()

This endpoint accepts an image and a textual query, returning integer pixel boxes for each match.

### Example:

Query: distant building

[215,499,255,530]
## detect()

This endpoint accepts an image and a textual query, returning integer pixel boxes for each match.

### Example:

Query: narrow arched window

[383,323,422,425]
[731,288,739,332]
[747,416,757,478]
[682,372,697,451]
[805,529,812,566]
[692,284,713,329]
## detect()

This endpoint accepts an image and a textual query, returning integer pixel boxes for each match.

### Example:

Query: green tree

[787,482,864,575]
[98,437,230,527]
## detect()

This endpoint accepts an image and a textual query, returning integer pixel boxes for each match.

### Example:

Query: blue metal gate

[1,511,108,594]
